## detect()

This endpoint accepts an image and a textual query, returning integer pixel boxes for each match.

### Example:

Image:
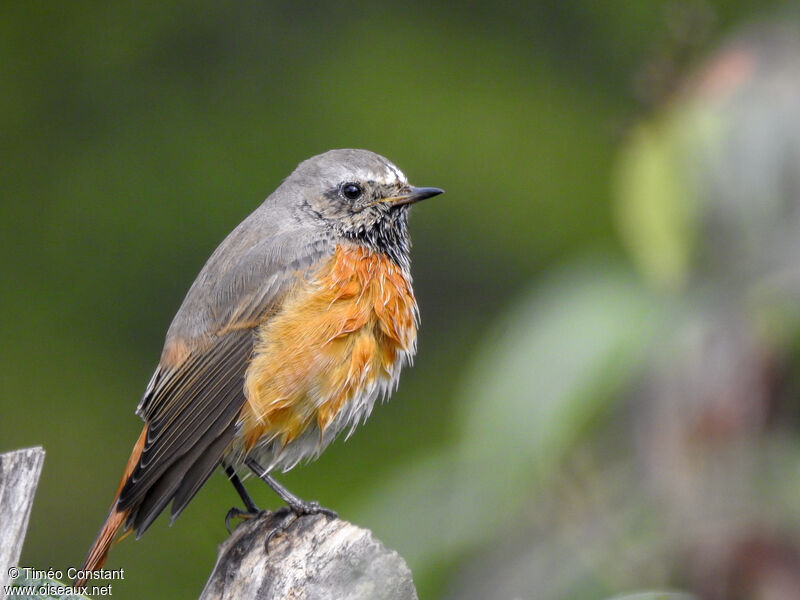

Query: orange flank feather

[240,244,417,450]
[76,425,148,587]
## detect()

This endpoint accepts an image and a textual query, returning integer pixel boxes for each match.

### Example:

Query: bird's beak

[383,186,445,207]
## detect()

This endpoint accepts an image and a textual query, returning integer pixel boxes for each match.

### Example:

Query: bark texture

[200,509,418,600]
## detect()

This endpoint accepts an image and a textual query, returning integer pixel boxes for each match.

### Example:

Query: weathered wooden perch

[0,447,415,599]
[200,509,418,600]
[0,446,45,598]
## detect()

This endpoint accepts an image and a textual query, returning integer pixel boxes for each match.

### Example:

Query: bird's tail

[75,425,147,587]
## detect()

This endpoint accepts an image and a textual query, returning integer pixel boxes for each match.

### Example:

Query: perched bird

[77,149,442,584]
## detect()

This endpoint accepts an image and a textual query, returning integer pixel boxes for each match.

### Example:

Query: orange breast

[239,244,417,452]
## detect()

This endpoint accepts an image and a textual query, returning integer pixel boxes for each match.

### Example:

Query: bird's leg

[226,464,260,512]
[244,457,337,518]
[224,464,261,533]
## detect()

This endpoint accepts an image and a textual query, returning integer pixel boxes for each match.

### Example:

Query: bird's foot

[244,460,338,520]
[261,503,337,552]
[287,499,338,519]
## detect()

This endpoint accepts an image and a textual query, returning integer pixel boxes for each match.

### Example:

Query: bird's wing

[117,221,333,533]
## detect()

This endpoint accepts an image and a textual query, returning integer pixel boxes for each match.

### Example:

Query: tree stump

[200,509,418,600]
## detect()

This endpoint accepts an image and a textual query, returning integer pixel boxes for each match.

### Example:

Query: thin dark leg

[223,464,261,533]
[245,457,337,518]
[224,464,259,513]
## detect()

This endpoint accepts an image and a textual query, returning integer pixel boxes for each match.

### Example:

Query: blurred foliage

[616,16,800,293]
[3,1,800,599]
[443,11,800,600]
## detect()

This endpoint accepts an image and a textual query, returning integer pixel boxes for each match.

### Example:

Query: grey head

[270,149,443,266]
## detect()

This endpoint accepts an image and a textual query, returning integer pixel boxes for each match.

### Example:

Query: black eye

[341,183,363,201]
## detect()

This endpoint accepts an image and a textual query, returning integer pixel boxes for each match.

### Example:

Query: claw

[264,509,297,553]
[225,506,260,534]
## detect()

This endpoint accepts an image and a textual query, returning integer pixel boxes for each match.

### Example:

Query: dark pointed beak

[387,186,445,207]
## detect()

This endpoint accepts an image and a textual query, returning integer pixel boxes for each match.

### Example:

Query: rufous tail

[75,425,147,587]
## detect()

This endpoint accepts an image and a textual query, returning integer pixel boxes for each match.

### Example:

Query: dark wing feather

[115,220,333,536]
[169,422,238,523]
[118,329,252,518]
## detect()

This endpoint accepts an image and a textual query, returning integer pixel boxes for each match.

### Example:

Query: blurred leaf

[614,120,693,289]
[613,109,723,290]
[457,256,664,469]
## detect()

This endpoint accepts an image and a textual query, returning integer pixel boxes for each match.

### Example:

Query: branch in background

[201,509,418,600]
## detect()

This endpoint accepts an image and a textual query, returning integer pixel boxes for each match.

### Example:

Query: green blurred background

[4,2,800,598]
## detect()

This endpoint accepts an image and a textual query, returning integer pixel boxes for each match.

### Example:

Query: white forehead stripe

[385,162,408,185]
[352,163,408,186]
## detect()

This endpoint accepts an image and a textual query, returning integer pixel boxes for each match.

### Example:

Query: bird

[76,149,443,584]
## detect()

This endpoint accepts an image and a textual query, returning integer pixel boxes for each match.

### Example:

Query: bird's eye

[341,183,363,201]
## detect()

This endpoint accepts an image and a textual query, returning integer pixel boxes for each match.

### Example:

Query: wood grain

[0,446,45,598]
[201,509,418,600]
